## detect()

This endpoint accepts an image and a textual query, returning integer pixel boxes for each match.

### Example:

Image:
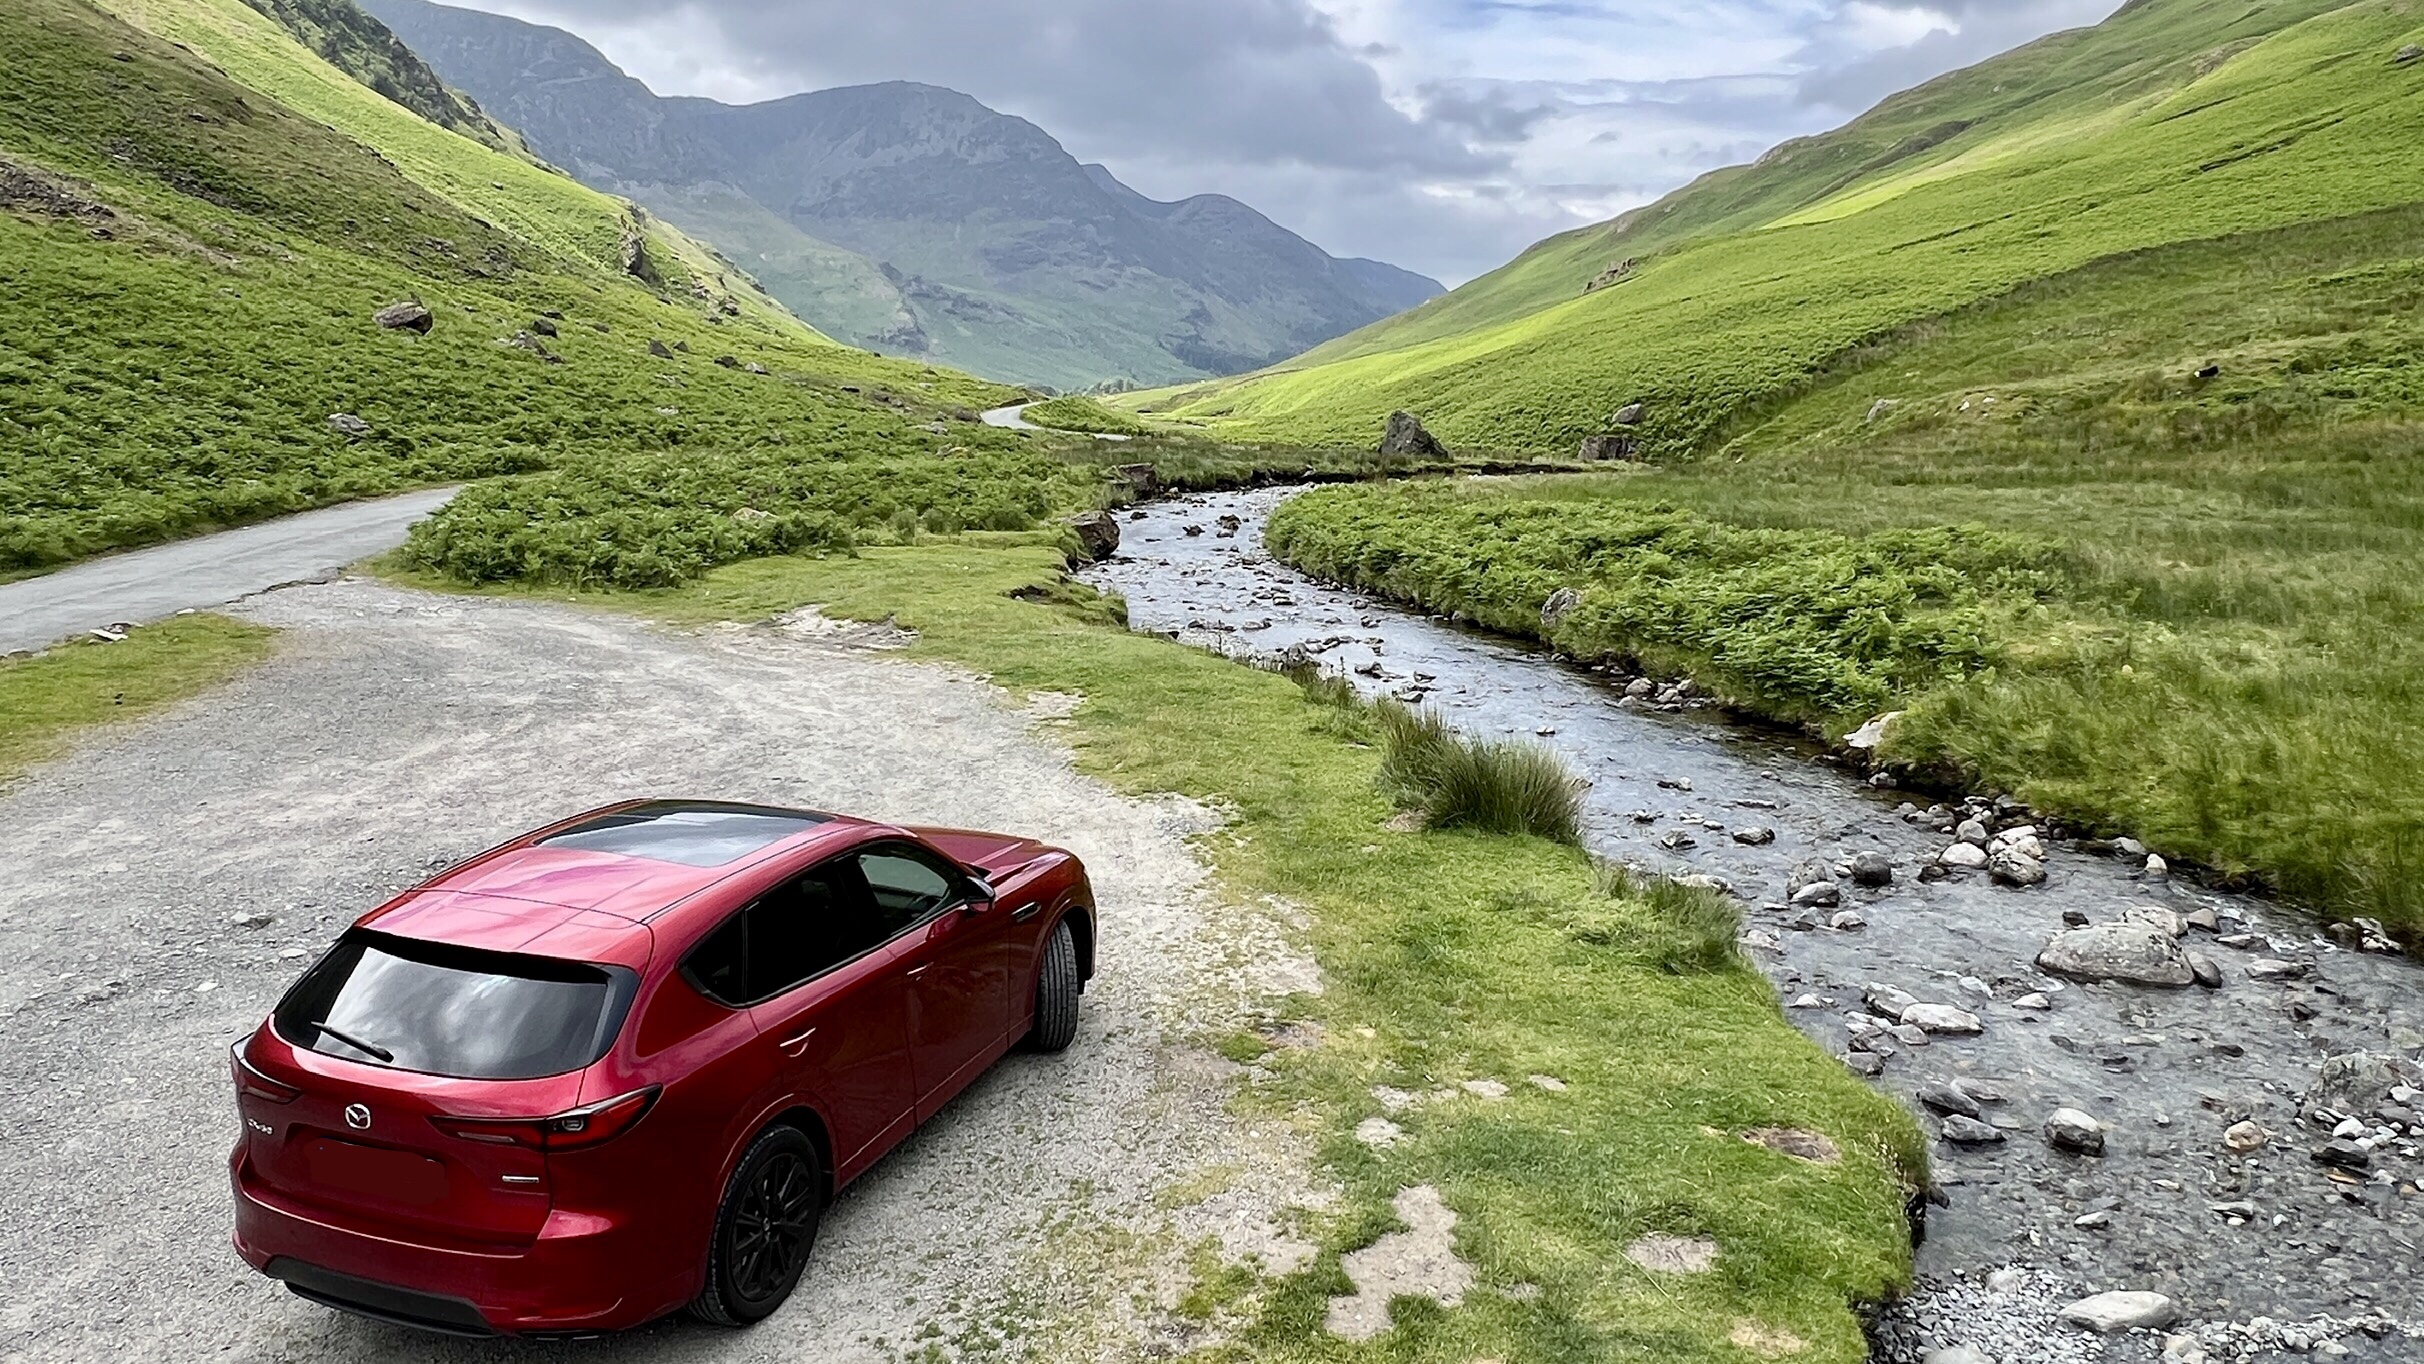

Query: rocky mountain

[363,0,1443,389]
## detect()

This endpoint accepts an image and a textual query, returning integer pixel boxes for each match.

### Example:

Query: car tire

[1028,916,1083,1053]
[691,1125,821,1328]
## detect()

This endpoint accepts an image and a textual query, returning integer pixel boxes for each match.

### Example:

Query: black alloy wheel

[693,1126,821,1327]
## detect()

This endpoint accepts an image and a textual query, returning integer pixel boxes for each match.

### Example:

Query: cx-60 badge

[343,1103,372,1131]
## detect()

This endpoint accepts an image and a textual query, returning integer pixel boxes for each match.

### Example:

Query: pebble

[1849,851,1894,887]
[1732,827,1777,846]
[2013,993,2052,1011]
[2223,1120,2269,1153]
[2044,1108,2107,1155]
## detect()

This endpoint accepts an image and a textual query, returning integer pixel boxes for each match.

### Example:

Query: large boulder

[1380,411,1449,459]
[1577,434,1637,461]
[373,300,432,333]
[1065,511,1121,563]
[2036,923,2196,986]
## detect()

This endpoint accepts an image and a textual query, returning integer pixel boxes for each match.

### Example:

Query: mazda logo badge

[343,1103,371,1131]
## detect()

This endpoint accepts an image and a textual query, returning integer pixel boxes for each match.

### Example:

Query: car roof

[360,801,892,954]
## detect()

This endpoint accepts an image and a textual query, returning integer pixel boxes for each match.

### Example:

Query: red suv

[229,801,1095,1337]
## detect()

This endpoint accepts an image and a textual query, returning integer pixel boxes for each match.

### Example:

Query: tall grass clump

[1375,700,1583,843]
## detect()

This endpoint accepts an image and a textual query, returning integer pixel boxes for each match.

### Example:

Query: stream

[1080,486,2424,1363]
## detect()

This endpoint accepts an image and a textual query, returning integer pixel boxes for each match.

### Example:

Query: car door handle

[778,1027,816,1057]
[905,963,932,981]
[1010,902,1040,923]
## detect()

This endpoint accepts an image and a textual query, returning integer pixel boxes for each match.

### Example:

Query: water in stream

[1082,487,2424,1362]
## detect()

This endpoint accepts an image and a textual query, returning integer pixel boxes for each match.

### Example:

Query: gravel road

[0,488,459,653]
[0,579,1327,1362]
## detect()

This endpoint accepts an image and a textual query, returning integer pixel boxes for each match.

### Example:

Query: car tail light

[231,1043,300,1104]
[429,1087,660,1152]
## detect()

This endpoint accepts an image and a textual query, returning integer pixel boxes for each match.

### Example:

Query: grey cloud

[511,0,1494,177]
[1417,82,1561,143]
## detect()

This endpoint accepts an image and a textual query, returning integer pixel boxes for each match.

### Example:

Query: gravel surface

[0,579,1330,1361]
[1088,487,2424,1362]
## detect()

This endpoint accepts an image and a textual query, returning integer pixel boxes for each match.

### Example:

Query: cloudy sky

[455,0,2122,285]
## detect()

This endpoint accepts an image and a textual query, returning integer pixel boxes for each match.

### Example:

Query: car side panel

[751,938,918,1181]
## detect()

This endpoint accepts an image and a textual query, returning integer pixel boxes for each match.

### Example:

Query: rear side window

[684,856,941,1007]
[275,932,637,1080]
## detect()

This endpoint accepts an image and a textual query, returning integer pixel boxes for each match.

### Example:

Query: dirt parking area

[0,579,1328,1363]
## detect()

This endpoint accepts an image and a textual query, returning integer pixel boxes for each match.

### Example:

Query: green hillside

[1221,0,2424,935]
[0,0,1019,573]
[1128,0,2424,453]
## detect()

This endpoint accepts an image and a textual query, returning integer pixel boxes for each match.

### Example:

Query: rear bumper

[231,1150,682,1336]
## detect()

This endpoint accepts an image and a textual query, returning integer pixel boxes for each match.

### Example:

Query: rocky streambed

[1080,487,2424,1364]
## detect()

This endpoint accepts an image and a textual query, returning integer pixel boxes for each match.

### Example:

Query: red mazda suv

[229,800,1096,1337]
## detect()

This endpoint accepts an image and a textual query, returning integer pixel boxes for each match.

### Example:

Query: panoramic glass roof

[536,802,830,868]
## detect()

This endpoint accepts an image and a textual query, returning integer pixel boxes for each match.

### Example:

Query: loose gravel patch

[0,579,1332,1362]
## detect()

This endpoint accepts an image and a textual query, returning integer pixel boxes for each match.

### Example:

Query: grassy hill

[1127,0,2423,453]
[1194,0,2424,935]
[0,0,1025,576]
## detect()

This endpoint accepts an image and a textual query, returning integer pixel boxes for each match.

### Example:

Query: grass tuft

[1594,863,1748,976]
[1375,700,1583,844]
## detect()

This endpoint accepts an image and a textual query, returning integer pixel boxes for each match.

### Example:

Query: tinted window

[859,848,960,927]
[684,860,907,1006]
[274,932,637,1080]
[538,802,827,868]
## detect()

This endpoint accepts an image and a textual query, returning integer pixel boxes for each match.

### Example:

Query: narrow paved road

[0,487,459,653]
[979,403,1134,441]
[978,403,1042,431]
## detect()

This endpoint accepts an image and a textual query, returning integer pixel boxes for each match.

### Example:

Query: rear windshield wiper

[310,1020,394,1064]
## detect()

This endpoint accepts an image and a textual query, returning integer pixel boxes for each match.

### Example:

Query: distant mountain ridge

[364,0,1443,388]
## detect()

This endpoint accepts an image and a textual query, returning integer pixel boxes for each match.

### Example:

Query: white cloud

[443,0,2125,285]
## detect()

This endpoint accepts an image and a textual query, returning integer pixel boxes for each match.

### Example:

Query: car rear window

[274,932,638,1080]
[536,802,828,868]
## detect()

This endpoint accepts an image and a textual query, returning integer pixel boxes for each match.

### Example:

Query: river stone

[1864,984,1920,1019]
[2188,952,2223,988]
[1917,1082,1981,1119]
[2306,1052,2424,1120]
[1903,1003,1984,1036]
[1925,1349,1996,1364]
[1732,827,1777,846]
[2036,924,2197,987]
[1957,818,1991,846]
[2045,1108,2107,1154]
[1940,1115,2004,1145]
[2124,906,2188,938]
[1990,850,2047,887]
[2061,1291,2179,1333]
[1791,881,1841,909]
[1849,851,1894,887]
[1844,712,1903,752]
[2223,1120,2269,1152]
[1541,588,1583,630]
[1939,842,1990,870]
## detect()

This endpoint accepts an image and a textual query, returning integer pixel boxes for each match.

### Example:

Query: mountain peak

[365,0,1444,388]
